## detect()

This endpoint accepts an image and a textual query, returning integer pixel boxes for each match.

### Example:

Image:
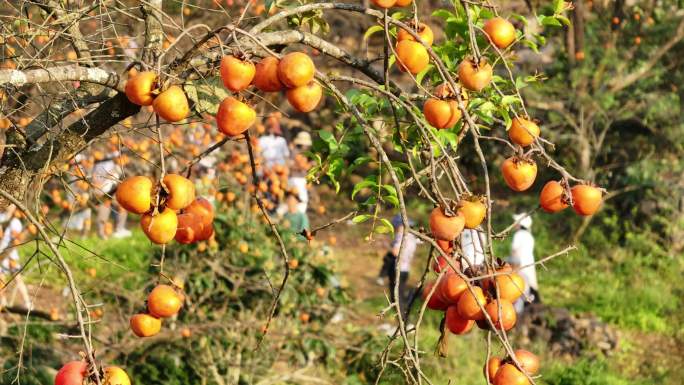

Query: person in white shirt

[258,117,290,169]
[388,214,420,321]
[92,154,130,239]
[509,213,540,314]
[0,204,31,309]
[288,131,313,213]
[460,229,486,269]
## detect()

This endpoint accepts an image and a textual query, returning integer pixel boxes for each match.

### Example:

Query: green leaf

[364,25,385,41]
[553,0,565,14]
[388,54,397,69]
[382,184,397,197]
[515,76,528,90]
[383,194,400,207]
[432,9,455,20]
[352,214,372,224]
[351,177,378,199]
[327,157,345,193]
[390,11,406,20]
[378,218,395,237]
[499,107,512,129]
[349,156,371,173]
[501,95,520,107]
[318,130,338,151]
[556,15,571,27]
[478,101,497,114]
[521,39,539,53]
[511,13,528,26]
[539,15,562,27]
[415,64,433,85]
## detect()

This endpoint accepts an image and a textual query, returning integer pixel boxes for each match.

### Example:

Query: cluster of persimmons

[54,362,130,385]
[117,47,323,245]
[46,1,607,384]
[54,285,182,384]
[364,5,603,384]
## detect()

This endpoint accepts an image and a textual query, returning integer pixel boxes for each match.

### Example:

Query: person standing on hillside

[387,214,420,322]
[510,213,540,314]
[0,204,31,309]
[288,131,312,213]
[281,190,310,234]
[258,114,290,169]
[92,153,130,239]
[460,228,486,270]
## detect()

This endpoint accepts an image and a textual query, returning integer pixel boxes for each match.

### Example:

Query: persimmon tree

[0,1,606,384]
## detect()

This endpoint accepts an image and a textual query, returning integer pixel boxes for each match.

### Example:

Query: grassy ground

[19,229,154,288]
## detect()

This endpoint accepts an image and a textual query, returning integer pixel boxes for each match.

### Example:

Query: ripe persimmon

[116,176,153,214]
[439,273,468,305]
[539,180,568,213]
[395,0,412,6]
[253,56,284,92]
[436,239,453,254]
[195,221,214,241]
[501,157,537,192]
[433,255,460,274]
[458,59,493,92]
[424,98,461,129]
[485,357,502,384]
[216,97,256,136]
[508,117,540,147]
[220,55,255,92]
[163,174,195,210]
[277,52,315,88]
[181,327,192,338]
[175,212,202,244]
[484,299,517,331]
[513,349,539,376]
[140,207,178,244]
[55,361,87,385]
[130,313,162,337]
[430,206,466,241]
[445,305,475,334]
[397,22,434,46]
[483,17,517,49]
[571,184,602,216]
[153,86,190,122]
[370,0,397,8]
[396,40,429,74]
[0,117,11,129]
[457,286,486,320]
[513,349,540,375]
[493,364,530,385]
[459,197,486,229]
[125,71,157,106]
[423,280,448,310]
[286,81,323,112]
[185,197,214,228]
[484,270,525,302]
[103,366,131,385]
[148,284,183,318]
